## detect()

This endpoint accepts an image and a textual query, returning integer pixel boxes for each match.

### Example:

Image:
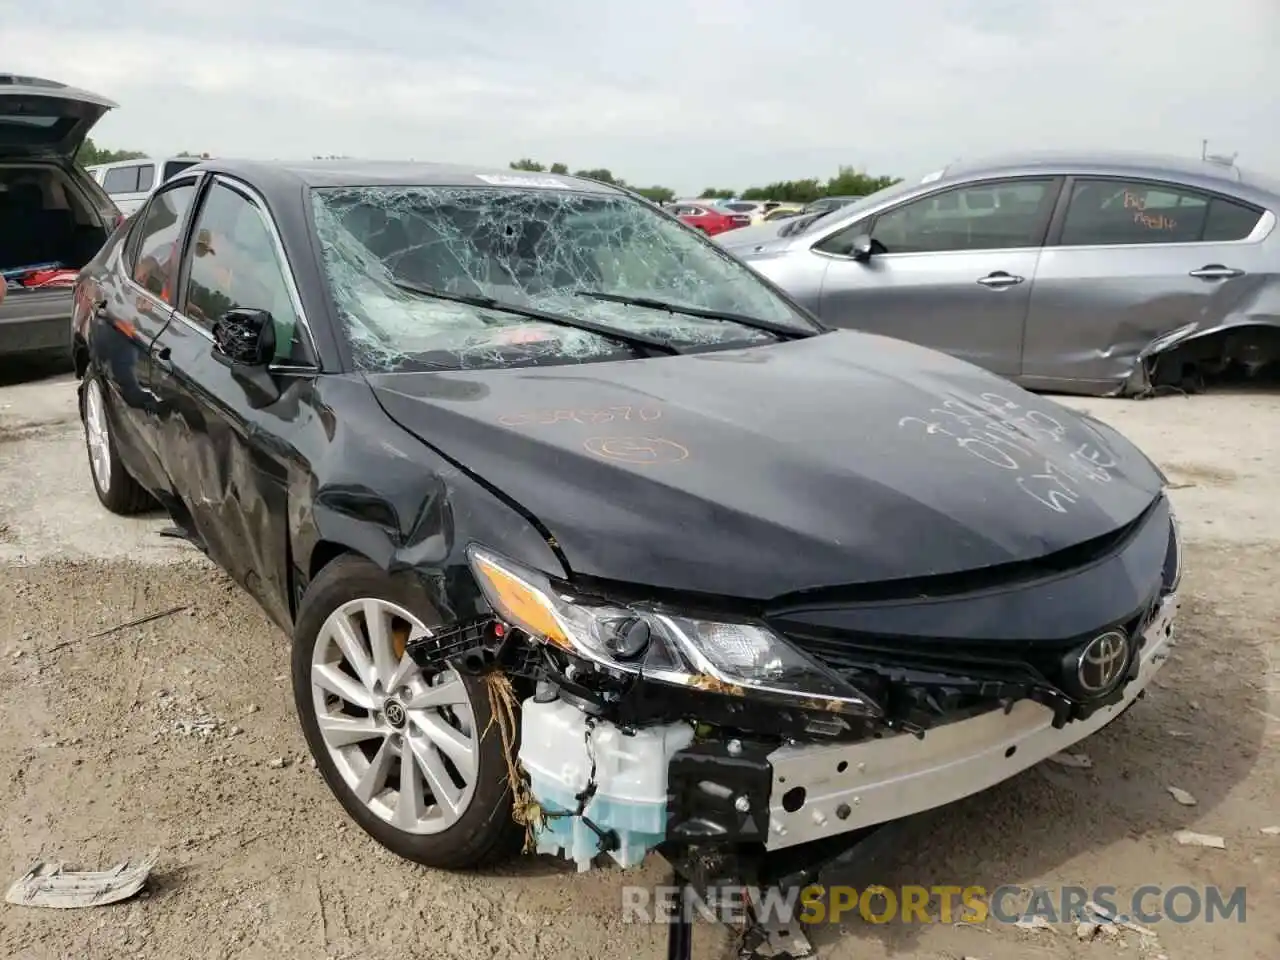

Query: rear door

[1022,176,1271,389]
[89,176,200,490]
[810,176,1062,377]
[147,174,319,627]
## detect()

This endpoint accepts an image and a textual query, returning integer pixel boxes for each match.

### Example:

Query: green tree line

[70,141,899,204]
[74,139,210,166]
[511,158,901,203]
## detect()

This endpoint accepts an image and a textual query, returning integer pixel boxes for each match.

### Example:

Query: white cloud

[2,0,1276,193]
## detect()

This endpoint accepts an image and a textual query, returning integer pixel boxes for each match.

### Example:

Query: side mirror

[210,308,280,408]
[211,308,276,367]
[850,233,875,262]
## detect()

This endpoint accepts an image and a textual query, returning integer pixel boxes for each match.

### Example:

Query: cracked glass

[309,184,820,371]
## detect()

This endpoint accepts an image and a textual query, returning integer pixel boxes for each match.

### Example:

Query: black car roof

[180,157,625,200]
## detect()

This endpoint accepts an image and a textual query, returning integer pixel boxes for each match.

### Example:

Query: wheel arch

[73,333,90,380]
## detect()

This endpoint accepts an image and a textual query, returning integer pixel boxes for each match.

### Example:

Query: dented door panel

[1021,240,1272,390]
[147,313,296,627]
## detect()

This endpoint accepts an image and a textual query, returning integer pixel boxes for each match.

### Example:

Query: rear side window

[1203,197,1264,242]
[130,183,197,302]
[102,165,140,194]
[136,164,155,193]
[163,159,198,181]
[1059,179,1263,246]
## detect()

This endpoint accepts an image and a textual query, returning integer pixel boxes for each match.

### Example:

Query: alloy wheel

[84,378,112,492]
[309,598,479,835]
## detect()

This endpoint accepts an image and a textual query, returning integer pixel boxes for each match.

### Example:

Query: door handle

[977,271,1025,288]
[1189,264,1244,280]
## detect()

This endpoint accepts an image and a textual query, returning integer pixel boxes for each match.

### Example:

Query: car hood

[713,220,792,253]
[367,330,1164,601]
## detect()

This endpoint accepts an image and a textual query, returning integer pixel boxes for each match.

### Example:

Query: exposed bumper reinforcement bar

[761,593,1178,849]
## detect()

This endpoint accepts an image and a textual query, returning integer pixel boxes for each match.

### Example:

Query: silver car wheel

[84,378,112,492]
[309,598,478,835]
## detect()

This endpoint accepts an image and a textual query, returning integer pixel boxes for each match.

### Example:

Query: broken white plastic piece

[5,850,159,908]
[1167,786,1197,806]
[1173,831,1225,849]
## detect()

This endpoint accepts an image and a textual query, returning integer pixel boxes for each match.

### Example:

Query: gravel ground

[0,357,1276,960]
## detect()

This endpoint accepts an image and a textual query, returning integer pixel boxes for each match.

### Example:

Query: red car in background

[669,201,749,236]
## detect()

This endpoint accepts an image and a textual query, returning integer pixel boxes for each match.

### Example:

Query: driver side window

[180,181,303,363]
[816,179,1057,256]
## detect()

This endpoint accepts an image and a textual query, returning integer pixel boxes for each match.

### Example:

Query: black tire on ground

[291,553,523,869]
[80,373,155,515]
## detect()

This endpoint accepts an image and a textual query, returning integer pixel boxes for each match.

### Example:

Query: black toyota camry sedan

[73,160,1182,876]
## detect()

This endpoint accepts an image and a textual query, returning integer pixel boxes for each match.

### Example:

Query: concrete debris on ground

[5,850,160,908]
[1085,900,1158,939]
[1174,830,1226,849]
[1260,825,1280,835]
[173,716,222,737]
[1014,915,1054,932]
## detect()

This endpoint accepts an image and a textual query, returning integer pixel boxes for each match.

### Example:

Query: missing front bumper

[759,592,1178,849]
[517,593,1177,868]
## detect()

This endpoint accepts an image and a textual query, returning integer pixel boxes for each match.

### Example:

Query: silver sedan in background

[718,152,1280,396]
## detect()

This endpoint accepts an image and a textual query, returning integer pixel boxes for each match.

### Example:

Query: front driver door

[147,174,320,629]
[811,177,1063,377]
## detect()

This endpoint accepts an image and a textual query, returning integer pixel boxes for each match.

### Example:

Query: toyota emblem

[1075,630,1130,695]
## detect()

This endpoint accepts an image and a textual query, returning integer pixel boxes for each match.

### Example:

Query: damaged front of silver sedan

[74,160,1183,960]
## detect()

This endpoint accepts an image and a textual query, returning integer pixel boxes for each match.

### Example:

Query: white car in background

[84,155,204,215]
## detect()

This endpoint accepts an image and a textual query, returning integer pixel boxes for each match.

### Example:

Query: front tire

[81,373,154,515]
[292,554,521,869]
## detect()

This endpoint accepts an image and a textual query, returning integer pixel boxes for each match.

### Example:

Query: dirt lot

[0,358,1276,960]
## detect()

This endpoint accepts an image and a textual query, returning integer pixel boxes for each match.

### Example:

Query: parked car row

[659,195,863,236]
[716,152,1280,396]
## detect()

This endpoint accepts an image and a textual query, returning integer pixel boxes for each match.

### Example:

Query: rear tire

[292,554,522,869]
[81,373,154,515]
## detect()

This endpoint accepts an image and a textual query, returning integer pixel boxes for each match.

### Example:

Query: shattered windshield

[310,184,821,371]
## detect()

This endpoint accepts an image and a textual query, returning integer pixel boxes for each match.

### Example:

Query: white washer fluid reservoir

[517,695,696,872]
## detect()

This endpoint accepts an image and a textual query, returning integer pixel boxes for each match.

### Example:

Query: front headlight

[467,545,878,716]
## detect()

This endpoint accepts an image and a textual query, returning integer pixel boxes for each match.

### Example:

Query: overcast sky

[4,0,1276,194]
